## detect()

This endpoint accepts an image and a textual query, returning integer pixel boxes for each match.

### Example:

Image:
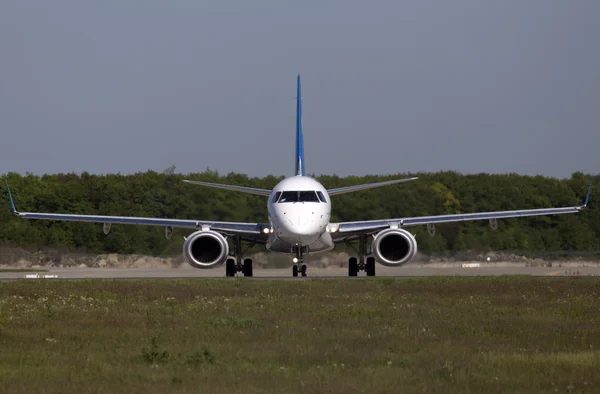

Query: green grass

[0,277,599,393]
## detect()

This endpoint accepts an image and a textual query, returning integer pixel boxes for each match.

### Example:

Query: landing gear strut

[291,245,307,277]
[346,235,376,277]
[225,237,254,277]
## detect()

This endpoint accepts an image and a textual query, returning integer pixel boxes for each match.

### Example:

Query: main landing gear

[346,235,376,277]
[225,237,254,277]
[291,246,307,277]
[225,257,253,277]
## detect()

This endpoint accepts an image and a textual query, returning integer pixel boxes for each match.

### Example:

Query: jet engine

[371,228,418,267]
[183,230,229,269]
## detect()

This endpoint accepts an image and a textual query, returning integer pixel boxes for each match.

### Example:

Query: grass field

[0,277,599,393]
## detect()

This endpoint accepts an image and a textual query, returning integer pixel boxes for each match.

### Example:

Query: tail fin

[295,74,305,176]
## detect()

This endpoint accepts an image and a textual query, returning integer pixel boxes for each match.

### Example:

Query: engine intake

[372,228,418,267]
[183,230,229,269]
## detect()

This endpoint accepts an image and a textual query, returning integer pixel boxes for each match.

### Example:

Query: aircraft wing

[5,182,269,240]
[330,182,592,239]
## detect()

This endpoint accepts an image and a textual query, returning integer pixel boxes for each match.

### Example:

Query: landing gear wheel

[243,258,253,277]
[300,264,307,277]
[226,258,236,277]
[292,265,299,277]
[366,257,376,277]
[348,257,358,277]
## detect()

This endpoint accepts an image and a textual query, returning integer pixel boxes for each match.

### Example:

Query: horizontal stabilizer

[327,177,418,196]
[183,180,272,196]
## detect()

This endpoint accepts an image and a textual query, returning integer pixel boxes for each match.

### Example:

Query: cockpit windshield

[278,191,298,203]
[277,191,322,203]
[299,191,320,202]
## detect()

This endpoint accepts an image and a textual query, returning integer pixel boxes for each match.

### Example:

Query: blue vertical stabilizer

[295,75,305,176]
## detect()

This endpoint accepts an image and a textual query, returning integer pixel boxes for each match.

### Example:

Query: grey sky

[1,0,599,179]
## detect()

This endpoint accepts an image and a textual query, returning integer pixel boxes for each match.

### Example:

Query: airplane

[4,75,593,277]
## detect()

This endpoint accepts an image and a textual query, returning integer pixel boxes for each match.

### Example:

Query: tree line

[0,169,597,257]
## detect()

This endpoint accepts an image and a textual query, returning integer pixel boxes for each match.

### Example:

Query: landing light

[293,257,299,263]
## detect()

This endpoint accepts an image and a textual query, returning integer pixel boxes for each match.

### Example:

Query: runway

[2,264,600,280]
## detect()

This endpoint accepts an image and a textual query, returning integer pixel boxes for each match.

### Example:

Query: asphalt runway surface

[2,264,600,280]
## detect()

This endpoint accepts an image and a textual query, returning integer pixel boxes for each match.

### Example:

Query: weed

[141,336,170,365]
[184,349,216,367]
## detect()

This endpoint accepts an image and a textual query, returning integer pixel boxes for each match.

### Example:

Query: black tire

[348,257,358,277]
[243,258,253,277]
[301,264,307,277]
[226,258,236,277]
[366,257,376,277]
[292,265,298,277]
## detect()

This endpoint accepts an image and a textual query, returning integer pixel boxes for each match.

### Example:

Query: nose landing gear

[292,264,307,277]
[291,246,307,277]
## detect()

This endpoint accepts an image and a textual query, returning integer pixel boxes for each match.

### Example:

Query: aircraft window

[278,191,299,203]
[316,191,327,203]
[277,191,321,203]
[271,191,282,203]
[299,191,320,202]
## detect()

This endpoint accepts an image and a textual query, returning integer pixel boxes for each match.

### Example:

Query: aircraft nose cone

[278,216,321,244]
[295,216,317,230]
[296,218,322,239]
[282,216,311,231]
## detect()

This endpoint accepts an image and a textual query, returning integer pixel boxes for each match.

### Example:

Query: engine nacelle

[371,228,418,267]
[183,230,229,269]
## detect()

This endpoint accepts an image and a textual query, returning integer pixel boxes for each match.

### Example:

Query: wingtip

[401,177,419,182]
[4,179,18,214]
[583,180,593,207]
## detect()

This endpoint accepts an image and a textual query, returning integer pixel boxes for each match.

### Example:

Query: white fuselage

[266,176,334,254]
